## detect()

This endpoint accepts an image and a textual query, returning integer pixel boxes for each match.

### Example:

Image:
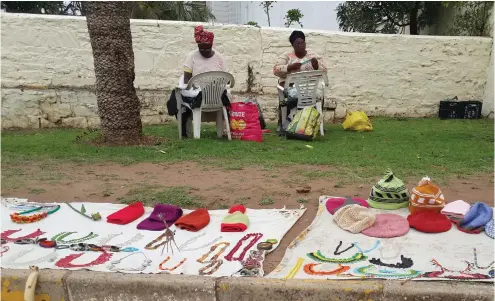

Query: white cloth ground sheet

[1,199,305,276]
[267,196,494,282]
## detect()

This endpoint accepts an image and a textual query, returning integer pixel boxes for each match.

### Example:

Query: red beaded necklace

[224,233,263,262]
[1,229,45,242]
[55,251,113,268]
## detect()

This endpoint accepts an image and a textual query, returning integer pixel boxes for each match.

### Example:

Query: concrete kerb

[1,268,494,301]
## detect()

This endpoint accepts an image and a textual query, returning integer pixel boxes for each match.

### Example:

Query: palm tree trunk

[84,1,143,144]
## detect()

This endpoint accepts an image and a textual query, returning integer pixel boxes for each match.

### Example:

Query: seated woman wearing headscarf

[167,25,230,138]
[273,30,327,132]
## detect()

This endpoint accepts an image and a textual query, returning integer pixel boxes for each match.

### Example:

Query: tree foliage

[246,21,260,28]
[260,1,276,27]
[1,1,64,14]
[284,8,304,28]
[336,1,443,35]
[447,1,493,37]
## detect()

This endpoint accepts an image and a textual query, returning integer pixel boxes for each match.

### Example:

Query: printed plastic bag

[286,107,321,141]
[342,111,373,132]
[230,102,263,142]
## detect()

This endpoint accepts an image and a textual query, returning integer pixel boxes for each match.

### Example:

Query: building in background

[207,1,342,31]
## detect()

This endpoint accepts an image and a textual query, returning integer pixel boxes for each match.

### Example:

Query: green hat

[368,170,410,210]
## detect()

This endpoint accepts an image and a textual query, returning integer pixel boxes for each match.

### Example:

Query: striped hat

[368,170,410,210]
[409,176,445,214]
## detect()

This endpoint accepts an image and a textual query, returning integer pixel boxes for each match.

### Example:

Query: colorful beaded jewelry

[3,248,58,266]
[107,252,152,272]
[353,265,421,279]
[257,242,273,251]
[97,233,144,248]
[158,256,187,271]
[9,205,60,223]
[121,247,139,252]
[307,251,367,264]
[145,232,171,250]
[1,245,9,256]
[1,229,45,242]
[51,231,98,244]
[304,263,350,276]
[224,233,263,262]
[55,251,113,268]
[353,240,380,254]
[369,255,413,269]
[39,240,57,248]
[472,248,494,269]
[198,259,223,276]
[333,241,354,255]
[66,203,101,221]
[197,242,230,263]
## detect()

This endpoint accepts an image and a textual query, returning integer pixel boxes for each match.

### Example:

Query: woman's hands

[287,62,302,72]
[311,58,319,70]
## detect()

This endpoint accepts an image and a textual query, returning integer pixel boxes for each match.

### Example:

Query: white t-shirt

[183,49,228,77]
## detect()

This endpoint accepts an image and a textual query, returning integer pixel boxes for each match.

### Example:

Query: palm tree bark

[84,1,143,144]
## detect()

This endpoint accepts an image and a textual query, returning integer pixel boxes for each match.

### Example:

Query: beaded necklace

[353,240,380,254]
[145,232,172,250]
[52,231,98,244]
[369,255,413,269]
[303,263,350,276]
[198,259,223,276]
[472,248,494,269]
[197,242,230,263]
[1,229,45,242]
[224,233,263,262]
[1,245,9,256]
[307,251,367,264]
[3,248,58,266]
[10,205,60,223]
[333,241,354,255]
[107,252,152,272]
[97,233,144,248]
[178,233,224,252]
[353,265,421,279]
[158,256,187,271]
[55,251,113,268]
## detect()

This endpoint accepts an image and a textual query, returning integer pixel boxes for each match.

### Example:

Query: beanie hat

[174,208,210,232]
[455,202,493,234]
[361,214,410,238]
[407,211,452,233]
[485,219,494,239]
[333,205,376,234]
[325,197,369,215]
[368,170,410,210]
[221,205,249,232]
[441,200,471,219]
[136,204,183,231]
[409,177,445,214]
[107,202,145,225]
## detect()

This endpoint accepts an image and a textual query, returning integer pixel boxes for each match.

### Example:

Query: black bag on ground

[439,96,482,119]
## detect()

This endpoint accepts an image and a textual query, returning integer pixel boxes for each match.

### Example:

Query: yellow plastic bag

[342,111,373,132]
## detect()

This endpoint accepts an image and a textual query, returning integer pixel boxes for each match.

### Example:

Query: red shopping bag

[229,102,263,142]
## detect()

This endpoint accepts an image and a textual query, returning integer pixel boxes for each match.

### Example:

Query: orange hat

[409,177,445,214]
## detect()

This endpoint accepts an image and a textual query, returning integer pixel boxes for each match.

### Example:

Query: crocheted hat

[456,202,493,234]
[485,219,494,239]
[221,205,249,232]
[368,170,410,210]
[407,211,452,233]
[107,202,144,225]
[361,214,410,238]
[409,177,445,214]
[325,197,369,215]
[174,208,210,232]
[441,200,471,219]
[333,204,376,234]
[136,204,183,231]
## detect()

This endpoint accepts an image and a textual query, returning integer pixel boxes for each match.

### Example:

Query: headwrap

[289,30,305,45]
[194,25,214,45]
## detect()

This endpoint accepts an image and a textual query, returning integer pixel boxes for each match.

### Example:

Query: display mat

[267,196,494,281]
[1,199,305,276]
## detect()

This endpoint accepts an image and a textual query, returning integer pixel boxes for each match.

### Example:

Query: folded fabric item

[229,204,246,214]
[325,197,369,215]
[107,202,145,225]
[368,170,410,210]
[221,211,249,232]
[136,204,183,231]
[333,204,376,234]
[485,219,494,239]
[407,211,451,233]
[409,177,445,214]
[361,214,410,238]
[455,202,493,234]
[174,208,210,232]
[441,200,471,219]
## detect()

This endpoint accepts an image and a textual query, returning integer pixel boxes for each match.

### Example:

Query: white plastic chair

[277,70,328,136]
[175,71,235,140]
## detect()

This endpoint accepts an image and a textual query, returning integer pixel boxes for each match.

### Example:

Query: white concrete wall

[1,13,493,128]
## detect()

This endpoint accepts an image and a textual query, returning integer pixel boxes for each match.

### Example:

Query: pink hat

[325,197,369,215]
[361,214,410,238]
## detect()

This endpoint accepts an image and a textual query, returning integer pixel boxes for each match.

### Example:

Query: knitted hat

[456,202,493,234]
[136,204,183,231]
[485,219,494,239]
[407,211,452,233]
[174,208,210,232]
[107,202,145,225]
[368,170,410,210]
[325,197,369,215]
[441,200,471,219]
[221,205,249,232]
[361,214,410,238]
[409,177,445,214]
[333,205,376,234]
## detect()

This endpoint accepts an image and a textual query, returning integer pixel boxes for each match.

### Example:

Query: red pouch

[229,102,263,142]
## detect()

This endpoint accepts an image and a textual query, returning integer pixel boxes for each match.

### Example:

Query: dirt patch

[2,161,494,274]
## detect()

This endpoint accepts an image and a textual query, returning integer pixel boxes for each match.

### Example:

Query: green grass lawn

[1,118,493,182]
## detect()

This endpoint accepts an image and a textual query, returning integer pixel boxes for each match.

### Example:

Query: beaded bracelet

[39,240,57,248]
[158,257,187,271]
[199,260,223,276]
[10,205,60,224]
